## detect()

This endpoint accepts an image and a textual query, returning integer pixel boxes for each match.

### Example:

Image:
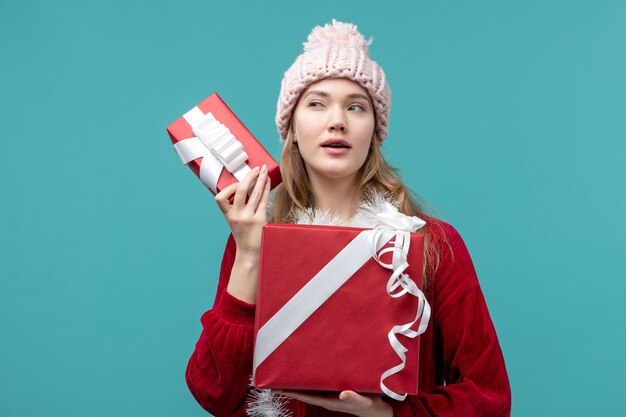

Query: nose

[327,106,347,133]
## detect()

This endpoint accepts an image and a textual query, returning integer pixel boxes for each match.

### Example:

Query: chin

[314,166,359,180]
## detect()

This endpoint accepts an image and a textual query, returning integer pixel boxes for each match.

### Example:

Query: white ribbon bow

[368,204,430,401]
[375,202,426,232]
[172,107,251,193]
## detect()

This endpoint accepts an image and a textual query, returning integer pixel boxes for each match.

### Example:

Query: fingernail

[255,166,261,171]
[261,164,267,174]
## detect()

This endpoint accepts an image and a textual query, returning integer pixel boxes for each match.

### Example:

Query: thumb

[339,391,371,407]
[214,183,238,214]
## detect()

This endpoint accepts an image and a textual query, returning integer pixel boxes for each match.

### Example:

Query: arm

[185,234,257,417]
[186,165,272,416]
[391,222,512,417]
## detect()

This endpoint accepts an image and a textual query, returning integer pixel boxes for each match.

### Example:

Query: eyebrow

[303,90,371,103]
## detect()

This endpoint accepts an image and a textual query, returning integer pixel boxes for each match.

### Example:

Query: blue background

[1,1,625,416]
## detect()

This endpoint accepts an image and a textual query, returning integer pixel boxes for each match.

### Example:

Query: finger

[247,164,268,210]
[255,174,271,217]
[280,391,338,408]
[214,182,239,214]
[233,166,260,208]
[338,391,371,407]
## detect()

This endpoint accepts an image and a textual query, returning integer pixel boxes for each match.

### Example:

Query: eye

[308,101,324,108]
[349,104,365,112]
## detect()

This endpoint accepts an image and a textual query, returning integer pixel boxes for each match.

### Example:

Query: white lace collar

[290,188,400,228]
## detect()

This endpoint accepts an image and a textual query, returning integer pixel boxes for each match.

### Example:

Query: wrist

[235,249,260,264]
[227,251,260,304]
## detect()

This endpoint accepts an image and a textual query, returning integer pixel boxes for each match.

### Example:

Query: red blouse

[185,218,512,416]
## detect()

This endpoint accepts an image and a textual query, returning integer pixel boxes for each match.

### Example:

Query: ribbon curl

[368,203,430,401]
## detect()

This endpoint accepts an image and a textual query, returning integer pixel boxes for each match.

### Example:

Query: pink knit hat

[275,19,392,143]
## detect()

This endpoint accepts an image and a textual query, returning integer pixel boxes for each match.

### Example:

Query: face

[291,78,376,183]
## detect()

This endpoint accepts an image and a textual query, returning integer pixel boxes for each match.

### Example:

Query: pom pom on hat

[276,19,391,143]
[304,19,373,55]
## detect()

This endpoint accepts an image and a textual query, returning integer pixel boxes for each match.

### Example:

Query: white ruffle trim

[246,385,292,417]
[291,187,399,228]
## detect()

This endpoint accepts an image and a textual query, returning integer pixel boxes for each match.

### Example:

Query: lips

[321,138,351,148]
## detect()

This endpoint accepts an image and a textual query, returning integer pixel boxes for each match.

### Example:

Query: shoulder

[421,215,467,254]
[419,215,477,282]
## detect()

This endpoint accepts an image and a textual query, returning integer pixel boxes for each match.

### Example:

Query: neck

[307,171,362,221]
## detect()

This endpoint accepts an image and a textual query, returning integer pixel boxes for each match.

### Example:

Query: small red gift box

[253,223,429,399]
[166,93,281,195]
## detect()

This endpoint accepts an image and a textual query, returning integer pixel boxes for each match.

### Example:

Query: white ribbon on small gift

[172,106,251,193]
[253,205,430,401]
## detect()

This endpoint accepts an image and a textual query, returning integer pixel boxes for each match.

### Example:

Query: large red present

[253,214,430,401]
[166,93,281,195]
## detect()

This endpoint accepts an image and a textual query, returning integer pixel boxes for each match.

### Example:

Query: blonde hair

[270,128,442,287]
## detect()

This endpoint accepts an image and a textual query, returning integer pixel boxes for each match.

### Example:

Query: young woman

[186,20,511,417]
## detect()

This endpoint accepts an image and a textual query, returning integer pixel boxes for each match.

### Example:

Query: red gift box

[166,93,281,195]
[253,223,429,399]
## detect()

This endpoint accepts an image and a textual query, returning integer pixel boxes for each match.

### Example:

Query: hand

[277,390,393,417]
[215,164,271,256]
